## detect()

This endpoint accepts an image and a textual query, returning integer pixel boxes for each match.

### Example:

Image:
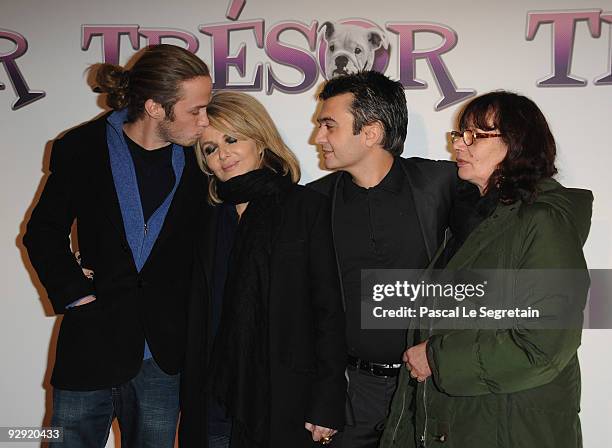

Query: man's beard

[157,117,197,147]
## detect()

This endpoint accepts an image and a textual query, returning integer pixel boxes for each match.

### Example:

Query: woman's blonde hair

[195,91,301,204]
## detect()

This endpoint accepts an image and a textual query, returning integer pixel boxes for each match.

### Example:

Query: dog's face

[320,21,389,78]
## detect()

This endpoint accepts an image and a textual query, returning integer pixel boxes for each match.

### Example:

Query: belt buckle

[373,364,390,377]
[370,362,393,377]
[350,357,400,378]
[368,364,378,376]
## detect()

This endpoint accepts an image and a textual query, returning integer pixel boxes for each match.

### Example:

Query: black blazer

[179,185,347,448]
[23,113,209,390]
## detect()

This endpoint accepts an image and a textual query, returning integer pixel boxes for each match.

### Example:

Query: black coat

[179,184,347,448]
[23,113,209,390]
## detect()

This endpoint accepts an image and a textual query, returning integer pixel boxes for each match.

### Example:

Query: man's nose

[198,110,209,127]
[315,126,326,144]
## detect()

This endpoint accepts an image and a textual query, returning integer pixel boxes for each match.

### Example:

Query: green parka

[380,178,593,448]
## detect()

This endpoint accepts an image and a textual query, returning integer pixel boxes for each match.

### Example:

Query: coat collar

[445,201,520,269]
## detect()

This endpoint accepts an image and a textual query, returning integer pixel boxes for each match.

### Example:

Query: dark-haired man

[308,71,456,447]
[24,44,211,447]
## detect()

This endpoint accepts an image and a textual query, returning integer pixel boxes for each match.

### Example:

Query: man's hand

[305,422,337,443]
[71,294,96,307]
[75,251,95,280]
[403,340,432,382]
[74,266,95,306]
[65,256,96,309]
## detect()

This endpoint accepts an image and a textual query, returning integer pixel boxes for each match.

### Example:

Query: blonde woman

[179,92,346,448]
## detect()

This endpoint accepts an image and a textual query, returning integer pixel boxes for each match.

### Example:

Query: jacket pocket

[65,296,103,315]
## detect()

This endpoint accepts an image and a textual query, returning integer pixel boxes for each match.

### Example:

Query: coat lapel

[152,147,192,250]
[90,115,131,248]
[400,161,437,261]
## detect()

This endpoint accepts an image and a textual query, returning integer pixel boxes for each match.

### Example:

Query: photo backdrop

[2,0,611,446]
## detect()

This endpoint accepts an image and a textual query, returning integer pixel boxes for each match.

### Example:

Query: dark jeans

[330,367,399,448]
[51,357,180,447]
[209,434,231,448]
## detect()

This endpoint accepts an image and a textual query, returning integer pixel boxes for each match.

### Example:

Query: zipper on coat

[422,303,434,447]
[419,225,449,447]
[392,387,407,443]
[421,378,429,447]
[422,286,438,446]
[138,222,149,263]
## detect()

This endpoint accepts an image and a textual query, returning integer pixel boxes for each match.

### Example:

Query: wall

[1,0,611,446]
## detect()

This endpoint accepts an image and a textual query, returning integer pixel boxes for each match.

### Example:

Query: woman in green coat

[380,91,592,448]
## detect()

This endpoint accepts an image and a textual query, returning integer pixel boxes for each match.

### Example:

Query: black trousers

[331,366,399,448]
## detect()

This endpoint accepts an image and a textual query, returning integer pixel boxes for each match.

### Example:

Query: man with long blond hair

[24,44,211,447]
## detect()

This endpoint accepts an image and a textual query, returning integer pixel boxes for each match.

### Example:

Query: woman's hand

[305,422,337,444]
[403,340,432,382]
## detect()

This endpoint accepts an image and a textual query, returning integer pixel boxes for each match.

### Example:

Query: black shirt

[125,133,175,222]
[334,158,429,363]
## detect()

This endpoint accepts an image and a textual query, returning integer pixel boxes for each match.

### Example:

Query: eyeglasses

[450,130,502,146]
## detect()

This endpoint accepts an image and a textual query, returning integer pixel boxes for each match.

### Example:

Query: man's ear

[362,121,385,148]
[144,98,165,120]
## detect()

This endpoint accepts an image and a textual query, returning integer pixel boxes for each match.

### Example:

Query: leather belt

[348,355,402,377]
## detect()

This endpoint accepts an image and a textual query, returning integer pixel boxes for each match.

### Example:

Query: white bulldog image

[319,21,389,78]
